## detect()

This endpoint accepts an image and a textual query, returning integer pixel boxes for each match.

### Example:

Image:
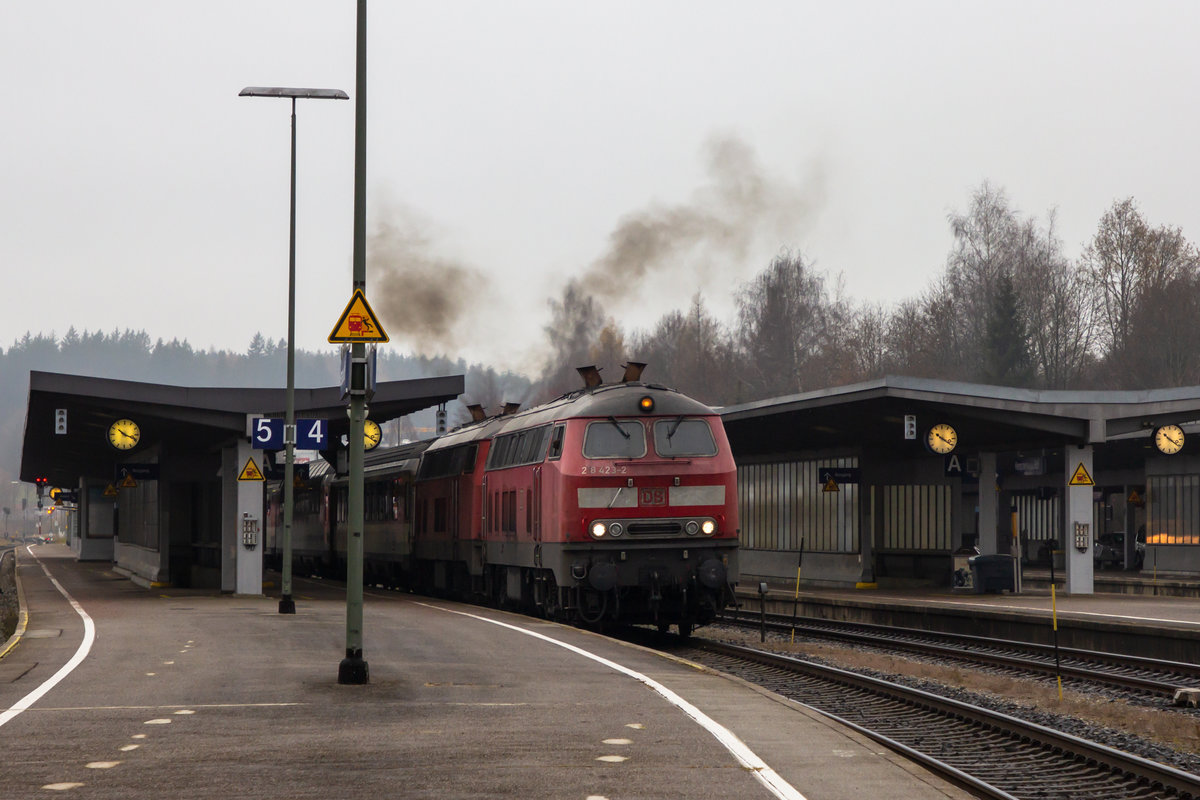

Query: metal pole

[338,0,369,685]
[279,97,299,615]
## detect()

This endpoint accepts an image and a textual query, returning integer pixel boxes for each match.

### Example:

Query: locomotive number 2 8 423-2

[580,464,628,475]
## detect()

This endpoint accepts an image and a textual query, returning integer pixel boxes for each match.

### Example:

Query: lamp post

[240,86,348,614]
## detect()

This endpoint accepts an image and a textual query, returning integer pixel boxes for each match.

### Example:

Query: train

[266,365,740,634]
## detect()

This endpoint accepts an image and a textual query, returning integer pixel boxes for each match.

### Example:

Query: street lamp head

[240,87,349,100]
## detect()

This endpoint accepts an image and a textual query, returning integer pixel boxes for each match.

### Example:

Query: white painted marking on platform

[145,672,156,676]
[625,723,644,730]
[0,550,97,730]
[602,738,633,745]
[29,702,303,712]
[42,783,85,791]
[585,796,609,800]
[914,598,1200,627]
[85,761,121,769]
[119,744,140,752]
[163,661,175,665]
[131,734,147,739]
[144,718,172,725]
[174,709,195,715]
[596,755,628,763]
[419,602,809,800]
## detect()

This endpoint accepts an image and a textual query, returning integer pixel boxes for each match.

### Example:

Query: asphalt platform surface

[0,544,974,800]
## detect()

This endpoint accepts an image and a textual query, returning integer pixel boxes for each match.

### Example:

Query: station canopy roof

[20,370,464,486]
[720,376,1200,462]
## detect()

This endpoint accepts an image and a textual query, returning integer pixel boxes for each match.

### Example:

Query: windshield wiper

[607,416,630,439]
[666,415,685,440]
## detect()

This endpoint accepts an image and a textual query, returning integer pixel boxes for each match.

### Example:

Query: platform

[743,569,1200,662]
[0,544,972,800]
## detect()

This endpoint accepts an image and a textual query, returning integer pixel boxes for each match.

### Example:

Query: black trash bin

[969,554,1015,594]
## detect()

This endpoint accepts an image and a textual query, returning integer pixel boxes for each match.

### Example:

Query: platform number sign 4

[252,418,328,450]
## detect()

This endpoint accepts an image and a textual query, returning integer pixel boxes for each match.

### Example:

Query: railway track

[719,610,1200,701]
[670,637,1200,800]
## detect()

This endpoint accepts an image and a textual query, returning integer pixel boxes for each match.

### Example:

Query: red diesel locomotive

[268,366,740,634]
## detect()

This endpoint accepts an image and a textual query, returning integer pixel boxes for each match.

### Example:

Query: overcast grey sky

[4,2,1198,377]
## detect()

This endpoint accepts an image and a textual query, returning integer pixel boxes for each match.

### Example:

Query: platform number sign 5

[252,418,328,450]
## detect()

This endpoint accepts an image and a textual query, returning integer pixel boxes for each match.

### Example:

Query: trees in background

[6,181,1200,480]
[526,183,1200,404]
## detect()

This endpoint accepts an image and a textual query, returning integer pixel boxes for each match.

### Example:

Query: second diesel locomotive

[268,367,740,634]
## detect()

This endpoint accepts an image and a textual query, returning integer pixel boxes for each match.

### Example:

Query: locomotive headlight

[591,522,608,538]
[701,519,716,536]
[609,522,624,537]
[684,520,700,536]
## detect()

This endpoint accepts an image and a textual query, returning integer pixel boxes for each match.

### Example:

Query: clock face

[108,418,140,450]
[926,423,958,455]
[364,419,382,451]
[1154,424,1185,455]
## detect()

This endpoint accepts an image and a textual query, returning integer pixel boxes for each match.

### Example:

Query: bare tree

[735,250,845,397]
[1012,212,1099,388]
[1082,198,1149,361]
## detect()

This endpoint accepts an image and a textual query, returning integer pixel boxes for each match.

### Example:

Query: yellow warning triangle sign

[328,289,389,343]
[1069,462,1095,486]
[822,477,840,493]
[103,483,119,497]
[238,457,266,482]
[1128,489,1144,506]
[119,473,138,489]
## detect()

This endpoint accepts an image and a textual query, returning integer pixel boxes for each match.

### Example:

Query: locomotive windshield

[583,419,647,458]
[653,418,718,457]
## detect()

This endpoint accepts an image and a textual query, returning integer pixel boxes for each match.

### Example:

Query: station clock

[107,418,141,450]
[1153,424,1185,455]
[926,423,958,455]
[363,419,382,451]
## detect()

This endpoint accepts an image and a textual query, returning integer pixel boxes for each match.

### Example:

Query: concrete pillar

[1064,445,1095,595]
[977,451,998,553]
[222,437,264,595]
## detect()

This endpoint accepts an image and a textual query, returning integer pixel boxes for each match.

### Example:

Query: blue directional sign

[252,418,328,450]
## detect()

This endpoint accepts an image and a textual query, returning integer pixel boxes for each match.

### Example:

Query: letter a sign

[329,289,389,344]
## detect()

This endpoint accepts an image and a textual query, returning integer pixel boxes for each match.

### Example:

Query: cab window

[653,418,717,457]
[583,419,646,459]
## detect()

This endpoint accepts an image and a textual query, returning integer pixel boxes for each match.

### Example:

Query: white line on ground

[0,548,97,729]
[418,602,808,800]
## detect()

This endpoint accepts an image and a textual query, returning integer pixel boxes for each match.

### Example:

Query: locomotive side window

[486,425,552,470]
[653,418,718,457]
[547,425,566,460]
[583,419,646,459]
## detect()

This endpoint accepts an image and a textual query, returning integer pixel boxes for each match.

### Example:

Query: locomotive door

[532,466,542,541]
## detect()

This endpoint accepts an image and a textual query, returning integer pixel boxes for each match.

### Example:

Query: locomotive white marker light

[239,84,348,616]
[701,520,716,535]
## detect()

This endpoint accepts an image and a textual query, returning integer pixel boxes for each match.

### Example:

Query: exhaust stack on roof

[621,362,647,383]
[466,404,487,423]
[576,366,603,388]
[502,402,521,416]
